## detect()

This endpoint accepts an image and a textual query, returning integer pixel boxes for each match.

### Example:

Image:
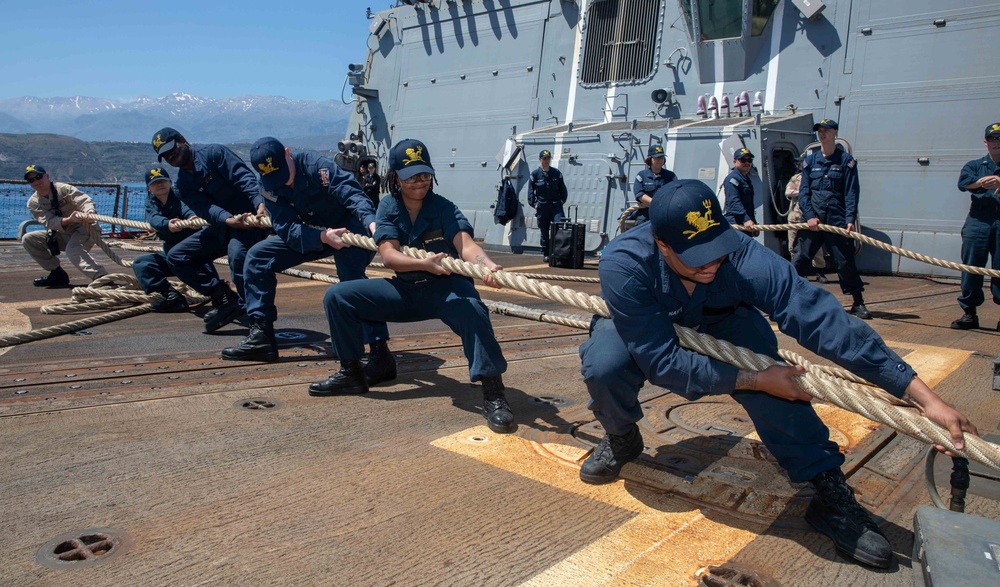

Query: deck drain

[236,399,281,410]
[528,395,569,407]
[696,564,769,587]
[35,528,130,569]
[467,434,490,443]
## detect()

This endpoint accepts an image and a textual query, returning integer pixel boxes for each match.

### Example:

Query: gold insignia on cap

[149,168,164,178]
[152,134,165,149]
[683,200,720,240]
[26,165,37,173]
[992,124,1000,132]
[655,146,663,153]
[821,119,832,125]
[403,146,425,165]
[257,157,279,176]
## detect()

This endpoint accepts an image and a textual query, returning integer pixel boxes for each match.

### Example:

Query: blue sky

[0,0,378,101]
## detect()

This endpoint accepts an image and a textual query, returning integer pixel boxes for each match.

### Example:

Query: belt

[702,305,736,316]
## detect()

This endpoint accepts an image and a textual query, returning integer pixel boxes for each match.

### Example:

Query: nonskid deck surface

[2,241,999,586]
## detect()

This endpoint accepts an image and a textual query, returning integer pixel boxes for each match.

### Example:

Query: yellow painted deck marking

[434,427,757,586]
[432,342,971,586]
[0,302,33,357]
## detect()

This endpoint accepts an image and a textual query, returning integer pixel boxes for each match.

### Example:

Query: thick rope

[58,214,1000,469]
[0,305,154,348]
[743,222,1000,278]
[340,231,1000,470]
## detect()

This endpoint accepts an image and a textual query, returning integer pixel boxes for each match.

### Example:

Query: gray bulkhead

[346,0,1000,277]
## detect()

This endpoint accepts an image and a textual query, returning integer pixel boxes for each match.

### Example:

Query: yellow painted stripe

[432,427,757,586]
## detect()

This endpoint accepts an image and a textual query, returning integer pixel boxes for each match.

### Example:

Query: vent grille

[580,0,663,86]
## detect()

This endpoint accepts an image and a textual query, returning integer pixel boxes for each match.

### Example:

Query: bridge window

[580,0,663,85]
[751,0,779,36]
[678,0,778,40]
[697,0,742,40]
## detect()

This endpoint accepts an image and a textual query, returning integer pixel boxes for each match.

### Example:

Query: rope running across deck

[8,213,997,471]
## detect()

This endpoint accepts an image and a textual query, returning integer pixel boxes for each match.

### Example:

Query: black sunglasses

[738,158,753,163]
[26,175,44,182]
[987,136,1000,143]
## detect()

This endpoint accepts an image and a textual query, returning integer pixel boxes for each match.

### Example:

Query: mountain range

[0,94,353,148]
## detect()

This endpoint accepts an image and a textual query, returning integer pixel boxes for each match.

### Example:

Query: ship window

[751,0,779,36]
[679,1,694,40]
[580,0,663,85]
[697,0,742,40]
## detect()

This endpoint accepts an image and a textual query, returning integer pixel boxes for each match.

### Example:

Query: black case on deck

[549,205,585,269]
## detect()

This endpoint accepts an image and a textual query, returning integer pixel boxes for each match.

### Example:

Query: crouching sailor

[312,139,516,434]
[578,179,977,568]
[222,137,390,374]
[131,165,239,322]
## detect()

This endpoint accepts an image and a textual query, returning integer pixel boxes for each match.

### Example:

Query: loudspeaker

[651,88,671,104]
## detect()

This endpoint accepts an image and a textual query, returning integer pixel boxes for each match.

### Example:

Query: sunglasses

[738,158,753,164]
[400,172,433,184]
[988,136,1000,143]
[26,175,44,183]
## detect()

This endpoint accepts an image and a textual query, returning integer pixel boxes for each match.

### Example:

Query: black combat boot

[805,468,893,568]
[33,266,69,287]
[481,376,515,434]
[364,339,397,386]
[579,423,644,485]
[150,288,189,313]
[950,310,978,330]
[204,283,245,333]
[309,361,369,396]
[849,294,872,320]
[814,272,829,284]
[221,318,278,362]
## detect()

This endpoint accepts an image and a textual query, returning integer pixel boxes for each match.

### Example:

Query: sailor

[578,179,977,569]
[131,165,241,323]
[785,152,828,283]
[527,149,568,263]
[312,138,516,434]
[151,127,266,332]
[792,119,870,319]
[721,147,758,237]
[22,165,107,287]
[950,122,1000,331]
[360,159,382,210]
[631,143,677,225]
[221,137,392,377]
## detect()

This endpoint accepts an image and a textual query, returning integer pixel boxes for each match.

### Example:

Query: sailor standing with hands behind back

[792,119,870,319]
[722,147,759,237]
[528,149,568,263]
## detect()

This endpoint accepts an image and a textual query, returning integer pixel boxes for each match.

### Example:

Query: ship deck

[2,239,1000,586]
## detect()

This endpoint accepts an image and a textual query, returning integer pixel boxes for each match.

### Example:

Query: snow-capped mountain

[0,94,352,144]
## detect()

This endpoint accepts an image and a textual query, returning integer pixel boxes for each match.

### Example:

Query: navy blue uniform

[631,167,677,223]
[323,191,507,381]
[722,168,756,225]
[173,144,267,305]
[792,147,864,295]
[580,227,915,482]
[527,166,568,256]
[957,155,1000,311]
[244,152,387,342]
[132,189,226,296]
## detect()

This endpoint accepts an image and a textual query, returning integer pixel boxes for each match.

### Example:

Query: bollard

[994,357,1000,391]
